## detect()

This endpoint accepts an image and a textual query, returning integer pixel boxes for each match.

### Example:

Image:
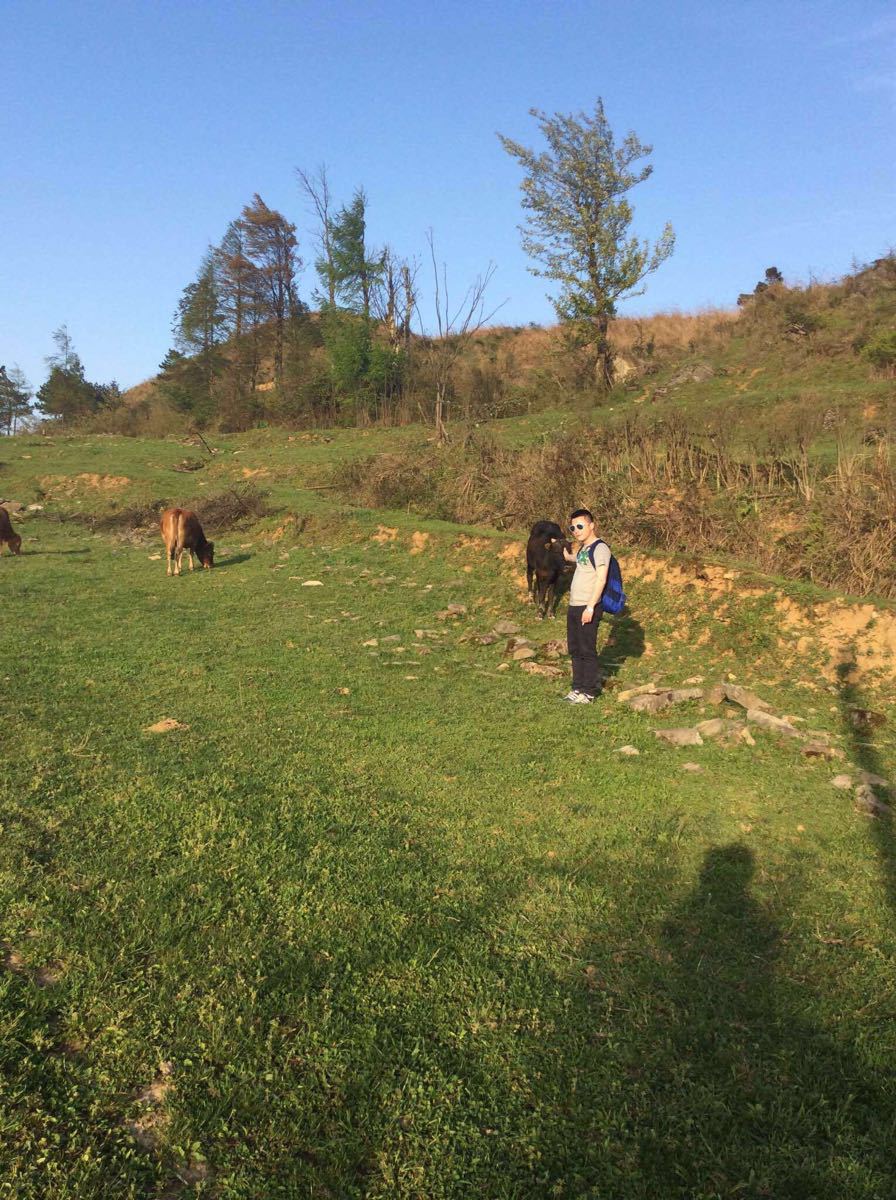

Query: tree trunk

[596,313,614,390]
[435,380,449,443]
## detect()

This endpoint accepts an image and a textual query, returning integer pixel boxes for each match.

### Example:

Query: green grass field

[2,432,896,1198]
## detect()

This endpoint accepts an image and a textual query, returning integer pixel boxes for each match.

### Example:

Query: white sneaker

[570,692,594,704]
[560,690,581,702]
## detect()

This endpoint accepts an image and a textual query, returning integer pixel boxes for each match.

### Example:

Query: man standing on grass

[561,508,610,704]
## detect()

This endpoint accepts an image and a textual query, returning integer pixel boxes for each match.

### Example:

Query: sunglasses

[568,522,587,532]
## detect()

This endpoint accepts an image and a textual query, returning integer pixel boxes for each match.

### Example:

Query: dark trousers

[567,605,602,697]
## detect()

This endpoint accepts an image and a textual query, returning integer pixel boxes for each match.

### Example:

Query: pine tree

[329,189,383,318]
[0,365,32,434]
[175,253,227,390]
[35,326,101,421]
[499,100,674,388]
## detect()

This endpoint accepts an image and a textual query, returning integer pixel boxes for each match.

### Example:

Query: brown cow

[160,508,214,576]
[0,506,22,555]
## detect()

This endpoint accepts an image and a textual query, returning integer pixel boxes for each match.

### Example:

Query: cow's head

[200,541,214,569]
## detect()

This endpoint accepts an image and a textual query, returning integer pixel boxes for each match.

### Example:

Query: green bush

[861,329,896,371]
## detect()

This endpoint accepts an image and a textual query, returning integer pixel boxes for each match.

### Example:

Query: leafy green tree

[35,326,102,421]
[0,365,32,434]
[329,189,383,318]
[156,349,216,427]
[499,100,674,388]
[175,252,227,395]
[321,307,371,395]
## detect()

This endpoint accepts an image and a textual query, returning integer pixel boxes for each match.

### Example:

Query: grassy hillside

[2,432,896,1197]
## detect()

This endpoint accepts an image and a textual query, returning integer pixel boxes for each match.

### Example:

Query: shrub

[861,330,896,375]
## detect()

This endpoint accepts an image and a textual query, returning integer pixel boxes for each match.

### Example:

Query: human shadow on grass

[511,843,896,1199]
[597,609,645,688]
[836,656,896,917]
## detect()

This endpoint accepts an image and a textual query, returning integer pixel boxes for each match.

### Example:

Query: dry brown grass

[337,422,896,598]
[609,309,739,356]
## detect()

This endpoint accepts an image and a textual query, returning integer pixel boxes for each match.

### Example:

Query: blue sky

[3,0,894,391]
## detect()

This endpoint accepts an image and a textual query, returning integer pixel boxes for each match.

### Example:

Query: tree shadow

[835,655,896,918]
[21,548,90,556]
[598,609,645,687]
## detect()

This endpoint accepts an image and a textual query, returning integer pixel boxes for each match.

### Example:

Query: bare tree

[400,260,418,353]
[372,248,419,353]
[422,230,502,442]
[297,164,336,308]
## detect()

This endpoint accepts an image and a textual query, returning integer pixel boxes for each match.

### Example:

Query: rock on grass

[655,728,704,747]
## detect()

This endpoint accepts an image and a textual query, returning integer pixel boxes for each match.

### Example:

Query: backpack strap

[586,538,607,568]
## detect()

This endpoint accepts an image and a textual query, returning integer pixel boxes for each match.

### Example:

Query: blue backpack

[587,539,627,615]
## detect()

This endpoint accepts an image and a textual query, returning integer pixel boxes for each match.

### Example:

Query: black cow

[526,520,573,619]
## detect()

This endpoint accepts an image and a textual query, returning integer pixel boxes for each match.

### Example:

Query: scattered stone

[414,629,440,639]
[513,647,537,661]
[403,675,419,681]
[474,633,500,645]
[801,742,845,760]
[855,784,891,817]
[857,770,891,790]
[496,663,510,671]
[668,360,715,386]
[617,683,659,703]
[655,728,704,747]
[831,774,853,790]
[540,639,567,659]
[144,719,189,734]
[738,728,756,747]
[336,687,351,695]
[719,684,773,712]
[628,692,673,714]
[504,636,533,656]
[695,717,742,739]
[520,661,564,678]
[682,675,704,685]
[492,620,521,636]
[26,503,44,511]
[746,709,801,738]
[849,708,886,731]
[436,603,467,620]
[302,580,324,587]
[362,638,378,647]
[680,762,703,773]
[148,553,161,560]
[381,634,401,643]
[615,745,640,756]
[668,687,704,703]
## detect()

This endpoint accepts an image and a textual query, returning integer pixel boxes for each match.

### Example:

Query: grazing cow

[0,506,22,555]
[526,520,572,618]
[160,508,214,576]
